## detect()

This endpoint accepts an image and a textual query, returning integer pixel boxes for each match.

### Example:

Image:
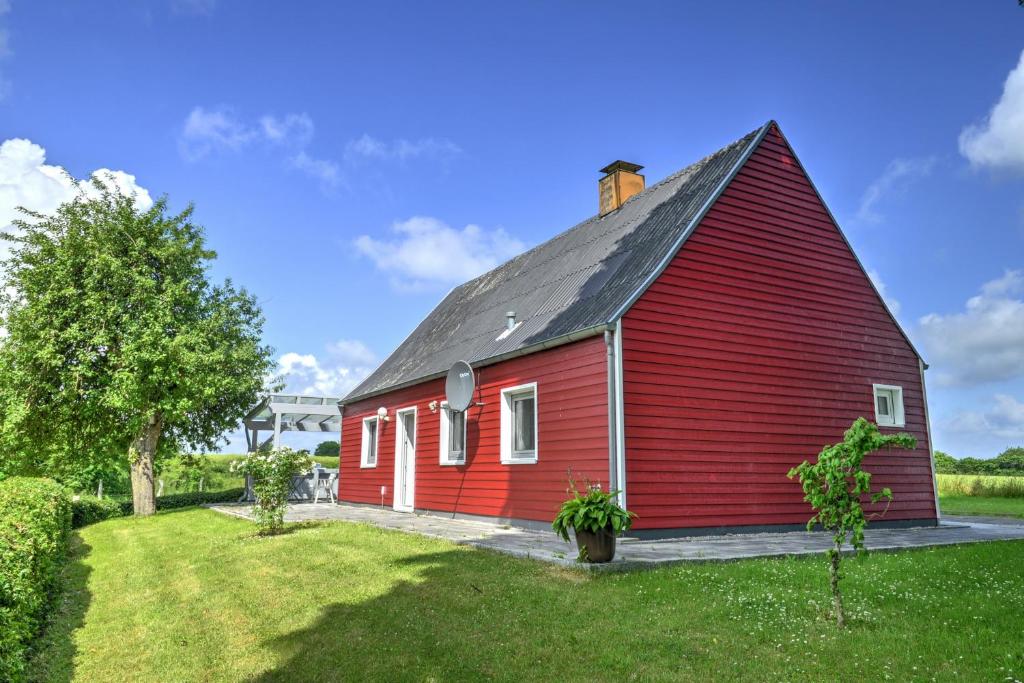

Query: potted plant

[551,475,635,563]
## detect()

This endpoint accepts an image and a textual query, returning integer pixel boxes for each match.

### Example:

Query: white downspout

[614,319,627,508]
[605,330,618,494]
[919,358,941,522]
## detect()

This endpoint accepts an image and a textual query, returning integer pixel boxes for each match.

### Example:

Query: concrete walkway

[208,502,1024,571]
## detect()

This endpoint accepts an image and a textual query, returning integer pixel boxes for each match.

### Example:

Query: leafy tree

[788,418,915,627]
[957,457,997,475]
[932,450,957,474]
[314,440,340,457]
[994,446,1024,472]
[0,180,275,515]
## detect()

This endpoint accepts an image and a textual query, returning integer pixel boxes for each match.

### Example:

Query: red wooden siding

[339,336,609,523]
[622,125,937,531]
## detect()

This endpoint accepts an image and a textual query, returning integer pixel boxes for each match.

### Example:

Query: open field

[30,509,1024,682]
[937,473,1024,518]
[937,473,1024,498]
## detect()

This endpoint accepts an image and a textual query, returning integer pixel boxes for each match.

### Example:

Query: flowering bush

[231,448,312,535]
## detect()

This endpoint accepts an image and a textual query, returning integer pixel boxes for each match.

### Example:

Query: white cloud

[1,137,152,231]
[179,107,345,191]
[959,49,1024,171]
[180,108,317,160]
[944,394,1024,441]
[867,268,901,317]
[345,134,461,163]
[856,157,936,224]
[289,151,342,190]
[277,339,376,397]
[259,113,314,147]
[354,216,525,289]
[178,107,258,161]
[0,138,152,283]
[918,270,1024,386]
[179,108,464,194]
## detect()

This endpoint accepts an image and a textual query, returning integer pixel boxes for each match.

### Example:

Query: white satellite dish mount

[445,360,479,413]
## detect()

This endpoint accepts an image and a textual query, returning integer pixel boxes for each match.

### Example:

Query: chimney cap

[599,160,644,175]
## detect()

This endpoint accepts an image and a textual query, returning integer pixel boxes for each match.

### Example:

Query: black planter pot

[573,527,616,563]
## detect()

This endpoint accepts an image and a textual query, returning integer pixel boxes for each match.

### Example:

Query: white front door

[393,407,416,512]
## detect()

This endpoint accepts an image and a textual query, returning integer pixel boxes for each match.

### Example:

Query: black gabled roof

[342,122,771,405]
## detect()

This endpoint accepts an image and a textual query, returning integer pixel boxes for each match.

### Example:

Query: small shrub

[788,418,915,628]
[232,449,312,535]
[0,477,72,682]
[71,495,125,528]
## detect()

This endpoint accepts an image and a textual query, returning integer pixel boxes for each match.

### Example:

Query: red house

[338,121,940,537]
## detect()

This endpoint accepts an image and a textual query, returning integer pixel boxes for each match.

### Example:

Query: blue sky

[1,1,1023,457]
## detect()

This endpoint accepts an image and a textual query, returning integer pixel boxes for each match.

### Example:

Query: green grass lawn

[31,510,1024,682]
[940,495,1024,519]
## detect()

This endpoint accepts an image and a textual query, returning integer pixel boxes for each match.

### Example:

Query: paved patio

[208,502,1024,571]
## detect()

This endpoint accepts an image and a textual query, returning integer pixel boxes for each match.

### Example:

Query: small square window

[500,383,537,464]
[439,404,466,465]
[360,416,379,467]
[872,384,905,428]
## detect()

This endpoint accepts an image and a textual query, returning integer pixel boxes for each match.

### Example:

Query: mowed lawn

[940,495,1024,519]
[32,510,1024,682]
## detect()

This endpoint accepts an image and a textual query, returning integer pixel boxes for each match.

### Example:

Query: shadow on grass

[247,521,332,538]
[28,533,93,683]
[248,549,529,682]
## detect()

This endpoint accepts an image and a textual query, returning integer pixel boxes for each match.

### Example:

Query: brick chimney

[598,161,645,216]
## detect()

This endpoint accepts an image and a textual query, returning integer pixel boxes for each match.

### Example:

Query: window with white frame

[500,383,537,464]
[439,404,467,465]
[872,384,905,428]
[360,416,379,467]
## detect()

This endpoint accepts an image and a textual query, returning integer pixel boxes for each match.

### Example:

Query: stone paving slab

[208,502,1024,571]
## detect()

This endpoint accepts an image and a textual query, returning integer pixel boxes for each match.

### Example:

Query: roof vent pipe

[506,311,517,331]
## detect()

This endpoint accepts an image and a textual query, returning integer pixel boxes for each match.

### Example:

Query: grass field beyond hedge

[937,473,1024,498]
[31,509,1024,682]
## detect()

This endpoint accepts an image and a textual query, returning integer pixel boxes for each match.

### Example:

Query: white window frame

[872,384,905,428]
[439,402,467,466]
[360,416,380,468]
[500,382,538,464]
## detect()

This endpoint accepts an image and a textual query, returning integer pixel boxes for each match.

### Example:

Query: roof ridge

[343,122,770,404]
[446,125,763,306]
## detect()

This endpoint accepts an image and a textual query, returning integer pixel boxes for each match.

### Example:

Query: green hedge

[137,487,245,513]
[71,487,246,528]
[0,477,72,682]
[71,495,125,529]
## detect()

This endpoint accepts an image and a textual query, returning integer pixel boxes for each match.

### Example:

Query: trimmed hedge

[140,487,246,513]
[71,487,246,528]
[0,477,72,682]
[71,495,125,529]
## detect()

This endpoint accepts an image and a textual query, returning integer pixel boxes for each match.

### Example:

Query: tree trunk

[829,540,845,628]
[130,414,162,517]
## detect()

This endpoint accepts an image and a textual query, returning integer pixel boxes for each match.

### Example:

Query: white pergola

[242,394,342,452]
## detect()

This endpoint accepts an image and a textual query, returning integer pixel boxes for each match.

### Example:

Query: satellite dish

[445,360,475,412]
